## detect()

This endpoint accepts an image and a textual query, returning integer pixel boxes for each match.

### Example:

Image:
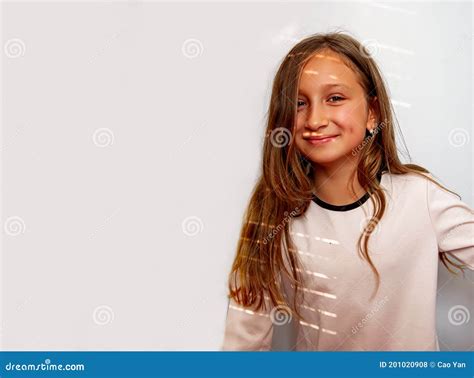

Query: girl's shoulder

[383,170,432,183]
[381,170,431,196]
[382,170,462,208]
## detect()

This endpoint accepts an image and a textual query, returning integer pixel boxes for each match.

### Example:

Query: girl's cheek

[295,114,305,131]
[331,108,354,129]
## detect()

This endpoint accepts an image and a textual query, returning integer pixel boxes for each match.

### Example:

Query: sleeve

[220,293,275,351]
[426,174,474,269]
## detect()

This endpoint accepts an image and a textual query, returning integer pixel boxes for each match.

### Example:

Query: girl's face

[294,49,376,167]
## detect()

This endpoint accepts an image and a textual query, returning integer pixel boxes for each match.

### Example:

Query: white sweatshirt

[221,171,474,351]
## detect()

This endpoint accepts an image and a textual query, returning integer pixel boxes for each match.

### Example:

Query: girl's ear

[366,96,379,132]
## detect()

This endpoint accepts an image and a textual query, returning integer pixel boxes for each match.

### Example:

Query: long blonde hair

[227,31,467,323]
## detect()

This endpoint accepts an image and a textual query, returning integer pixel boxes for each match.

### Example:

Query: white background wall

[1,0,472,351]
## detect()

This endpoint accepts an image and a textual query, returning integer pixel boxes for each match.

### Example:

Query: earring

[372,121,378,134]
[304,160,312,175]
[301,156,312,175]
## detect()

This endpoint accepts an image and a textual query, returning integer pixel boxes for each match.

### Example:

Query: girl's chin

[305,152,348,165]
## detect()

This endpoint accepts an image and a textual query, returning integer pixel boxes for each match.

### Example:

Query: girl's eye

[297,96,344,109]
[328,95,344,103]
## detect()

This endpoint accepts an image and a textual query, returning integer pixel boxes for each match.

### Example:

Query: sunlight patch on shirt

[300,304,337,318]
[288,248,331,261]
[290,232,340,245]
[229,304,270,318]
[299,320,338,335]
[296,267,331,280]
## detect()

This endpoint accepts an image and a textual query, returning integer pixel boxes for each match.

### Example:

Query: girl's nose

[306,116,329,130]
[306,105,329,130]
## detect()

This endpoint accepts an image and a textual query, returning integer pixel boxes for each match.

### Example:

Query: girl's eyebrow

[298,83,350,94]
[321,83,350,90]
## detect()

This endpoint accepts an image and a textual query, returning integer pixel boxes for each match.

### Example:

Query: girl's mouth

[305,135,339,146]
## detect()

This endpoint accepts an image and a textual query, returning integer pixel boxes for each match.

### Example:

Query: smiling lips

[305,134,338,140]
[303,133,340,145]
[303,132,340,140]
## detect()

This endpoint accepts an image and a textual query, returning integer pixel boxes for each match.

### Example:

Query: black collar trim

[311,170,384,212]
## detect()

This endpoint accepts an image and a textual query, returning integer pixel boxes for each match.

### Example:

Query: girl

[220,32,473,351]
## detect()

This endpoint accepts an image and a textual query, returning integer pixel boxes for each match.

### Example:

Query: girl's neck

[312,162,366,206]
